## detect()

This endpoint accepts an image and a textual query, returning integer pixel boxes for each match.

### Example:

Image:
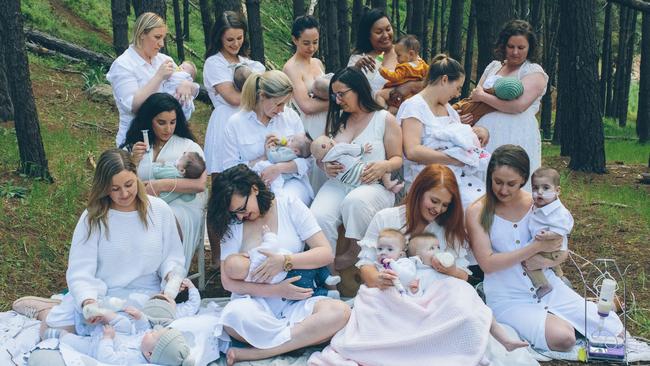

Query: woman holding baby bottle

[204,11,265,176]
[122,93,207,269]
[106,12,198,147]
[466,20,548,190]
[207,164,350,365]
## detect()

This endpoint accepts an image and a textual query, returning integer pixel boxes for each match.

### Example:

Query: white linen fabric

[203,52,265,174]
[137,134,207,269]
[106,45,174,146]
[484,209,623,350]
[245,231,291,284]
[529,198,574,249]
[348,54,389,96]
[475,60,548,191]
[161,70,196,121]
[175,287,202,319]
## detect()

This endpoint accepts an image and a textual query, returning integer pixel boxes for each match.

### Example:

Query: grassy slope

[5,0,650,343]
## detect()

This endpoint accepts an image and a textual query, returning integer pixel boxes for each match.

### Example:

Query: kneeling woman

[207,165,350,365]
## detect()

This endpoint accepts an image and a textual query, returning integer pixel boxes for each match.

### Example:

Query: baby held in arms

[152,152,205,203]
[252,133,314,192]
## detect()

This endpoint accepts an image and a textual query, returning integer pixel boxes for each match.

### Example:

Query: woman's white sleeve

[220,224,243,261]
[221,117,244,169]
[66,212,109,309]
[288,195,321,242]
[355,211,384,268]
[158,203,186,280]
[106,61,138,114]
[203,55,232,89]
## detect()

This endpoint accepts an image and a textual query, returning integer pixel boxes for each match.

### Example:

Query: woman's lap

[169,198,206,269]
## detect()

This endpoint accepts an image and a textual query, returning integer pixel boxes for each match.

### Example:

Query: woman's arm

[284,63,329,115]
[402,118,464,166]
[361,113,403,184]
[215,82,242,106]
[471,72,546,114]
[145,171,207,195]
[524,250,568,271]
[132,60,174,113]
[360,265,398,289]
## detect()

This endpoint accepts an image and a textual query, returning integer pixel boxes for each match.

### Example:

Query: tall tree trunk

[318,0,328,69]
[338,0,350,67]
[183,0,190,40]
[446,0,464,61]
[293,0,305,19]
[371,0,387,11]
[172,0,185,60]
[530,0,542,34]
[133,0,167,18]
[638,10,650,143]
[111,0,129,56]
[461,0,476,98]
[199,0,213,55]
[440,0,447,52]
[0,0,52,181]
[406,0,413,34]
[351,0,363,47]
[611,6,631,120]
[0,32,13,121]
[600,1,613,115]
[557,0,606,173]
[245,0,265,64]
[618,9,638,127]
[325,0,340,72]
[431,0,439,55]
[411,0,425,49]
[474,0,515,78]
[518,0,529,19]
[423,0,434,60]
[543,0,559,141]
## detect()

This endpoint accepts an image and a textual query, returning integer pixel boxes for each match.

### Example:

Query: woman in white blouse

[106,12,197,147]
[203,11,265,176]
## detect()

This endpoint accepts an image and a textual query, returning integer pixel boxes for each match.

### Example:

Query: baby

[224,225,341,298]
[374,229,417,294]
[310,73,334,101]
[162,60,199,121]
[152,151,205,203]
[526,167,574,299]
[452,76,524,125]
[376,35,429,111]
[252,133,313,192]
[232,60,266,91]
[139,278,202,327]
[311,135,404,193]
[430,123,491,179]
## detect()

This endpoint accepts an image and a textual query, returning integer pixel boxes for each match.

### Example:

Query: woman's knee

[545,317,576,351]
[314,299,351,327]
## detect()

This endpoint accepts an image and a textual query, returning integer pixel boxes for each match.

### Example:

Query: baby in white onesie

[162,60,198,121]
[430,124,491,178]
[252,133,313,193]
[374,229,416,294]
[311,135,404,193]
[526,167,574,299]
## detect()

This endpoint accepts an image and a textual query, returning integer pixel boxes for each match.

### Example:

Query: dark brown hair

[426,54,464,85]
[206,11,249,58]
[493,19,539,63]
[180,152,205,179]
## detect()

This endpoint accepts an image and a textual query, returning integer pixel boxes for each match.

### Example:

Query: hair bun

[493,77,524,100]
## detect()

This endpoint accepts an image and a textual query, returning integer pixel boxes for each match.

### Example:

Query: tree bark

[371,0,387,11]
[0,0,52,181]
[338,0,350,67]
[446,0,465,61]
[411,0,425,50]
[0,29,13,121]
[461,0,476,98]
[423,0,434,60]
[245,0,265,64]
[199,0,213,55]
[518,0,529,19]
[351,0,363,47]
[293,0,305,19]
[133,0,167,18]
[618,9,638,126]
[638,10,649,142]
[25,29,113,67]
[111,0,129,56]
[440,0,447,52]
[530,0,542,34]
[611,5,630,120]
[183,0,190,40]
[475,0,516,78]
[325,0,340,72]
[172,0,185,60]
[431,0,439,55]
[557,0,606,172]
[542,0,559,141]
[608,0,650,12]
[600,1,613,116]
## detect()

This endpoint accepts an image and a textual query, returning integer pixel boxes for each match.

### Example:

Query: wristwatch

[283,255,293,272]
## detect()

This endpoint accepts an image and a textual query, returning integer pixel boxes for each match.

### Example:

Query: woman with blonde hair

[13,149,185,344]
[107,12,198,146]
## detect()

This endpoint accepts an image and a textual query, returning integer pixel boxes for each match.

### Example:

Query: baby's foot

[536,284,552,299]
[502,338,529,352]
[387,180,404,193]
[325,275,341,286]
[226,348,238,366]
[261,225,270,235]
[327,290,341,299]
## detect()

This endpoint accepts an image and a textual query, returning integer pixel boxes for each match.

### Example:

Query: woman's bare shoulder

[466,198,485,219]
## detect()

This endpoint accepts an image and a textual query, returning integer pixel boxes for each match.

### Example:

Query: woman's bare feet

[490,317,529,352]
[501,338,529,352]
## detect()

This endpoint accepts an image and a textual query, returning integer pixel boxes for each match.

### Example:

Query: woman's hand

[470,85,488,103]
[260,164,281,186]
[174,80,196,106]
[324,161,344,178]
[143,181,161,196]
[131,141,148,164]
[251,250,285,283]
[354,55,377,73]
[82,299,103,325]
[265,134,279,152]
[274,276,314,300]
[430,256,456,275]
[373,269,398,290]
[361,161,388,184]
[535,236,563,253]
[155,60,174,82]
[459,113,474,125]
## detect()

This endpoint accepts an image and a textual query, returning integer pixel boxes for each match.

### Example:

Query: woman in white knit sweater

[14,149,186,335]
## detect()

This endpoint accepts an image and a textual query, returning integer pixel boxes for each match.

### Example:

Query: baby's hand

[408,279,420,294]
[181,278,195,290]
[261,224,271,235]
[123,306,142,320]
[103,325,116,339]
[363,143,373,154]
[535,230,562,241]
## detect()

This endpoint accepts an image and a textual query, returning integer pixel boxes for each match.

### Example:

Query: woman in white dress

[207,165,350,365]
[465,20,548,190]
[466,145,623,351]
[283,15,329,191]
[106,12,197,147]
[203,11,265,177]
[122,93,207,269]
[310,66,403,271]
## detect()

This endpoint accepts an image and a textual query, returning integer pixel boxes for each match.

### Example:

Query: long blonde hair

[240,70,293,111]
[132,12,166,49]
[86,149,149,239]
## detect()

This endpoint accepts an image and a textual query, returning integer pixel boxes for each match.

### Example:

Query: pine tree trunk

[371,0,387,11]
[326,0,340,72]
[600,1,613,115]
[412,0,425,49]
[199,0,213,55]
[638,11,650,143]
[542,0,559,141]
[318,0,329,70]
[518,0,529,19]
[461,0,476,98]
[351,0,363,47]
[530,0,542,33]
[446,0,464,61]
[133,0,167,18]
[431,0,439,55]
[246,0,265,64]
[557,0,606,173]
[423,0,434,60]
[172,0,185,60]
[111,0,129,56]
[293,0,305,19]
[475,0,516,78]
[0,33,13,121]
[338,0,350,67]
[611,6,630,120]
[618,9,638,127]
[0,0,52,181]
[183,0,190,40]
[406,0,413,34]
[440,0,447,52]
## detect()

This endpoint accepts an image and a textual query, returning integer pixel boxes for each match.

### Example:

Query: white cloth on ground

[529,198,573,249]
[161,70,197,121]
[484,208,623,350]
[137,134,207,270]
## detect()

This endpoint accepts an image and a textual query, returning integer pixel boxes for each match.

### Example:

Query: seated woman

[466,145,623,351]
[222,70,313,206]
[13,149,185,357]
[207,164,350,365]
[310,66,403,273]
[121,93,207,268]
